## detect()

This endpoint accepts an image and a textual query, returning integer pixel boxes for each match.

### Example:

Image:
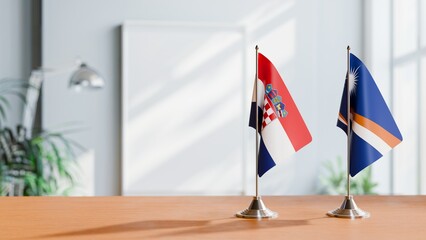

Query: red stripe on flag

[258,53,312,151]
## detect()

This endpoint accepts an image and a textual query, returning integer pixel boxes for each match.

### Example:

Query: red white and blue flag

[337,53,403,176]
[249,53,312,177]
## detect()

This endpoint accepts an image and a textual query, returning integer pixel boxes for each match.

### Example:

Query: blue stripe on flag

[258,138,276,177]
[249,102,263,133]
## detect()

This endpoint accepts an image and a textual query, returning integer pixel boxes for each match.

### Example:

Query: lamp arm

[22,61,81,136]
[22,71,43,137]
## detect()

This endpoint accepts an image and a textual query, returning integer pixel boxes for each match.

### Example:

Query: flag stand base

[236,196,278,219]
[327,195,370,219]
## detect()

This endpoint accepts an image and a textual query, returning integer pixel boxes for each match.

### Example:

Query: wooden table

[1,196,425,239]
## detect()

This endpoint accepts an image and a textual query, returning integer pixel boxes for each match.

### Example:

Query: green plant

[0,126,83,196]
[319,156,378,195]
[0,78,81,196]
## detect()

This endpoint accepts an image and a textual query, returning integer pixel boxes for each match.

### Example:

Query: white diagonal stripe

[338,115,347,126]
[352,121,392,155]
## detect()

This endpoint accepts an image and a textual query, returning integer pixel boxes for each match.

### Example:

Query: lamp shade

[69,63,104,90]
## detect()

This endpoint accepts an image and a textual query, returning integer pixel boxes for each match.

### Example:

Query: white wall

[0,0,32,127]
[43,0,363,195]
[365,0,426,195]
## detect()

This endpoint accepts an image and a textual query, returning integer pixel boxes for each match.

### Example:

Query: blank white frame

[121,21,248,195]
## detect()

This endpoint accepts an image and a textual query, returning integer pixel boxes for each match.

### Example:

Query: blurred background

[0,0,423,196]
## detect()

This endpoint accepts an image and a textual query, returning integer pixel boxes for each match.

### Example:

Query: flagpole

[346,45,351,198]
[236,45,277,219]
[326,46,369,219]
[255,45,259,198]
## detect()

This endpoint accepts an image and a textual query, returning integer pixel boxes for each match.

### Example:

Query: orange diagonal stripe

[352,113,401,148]
[338,113,347,125]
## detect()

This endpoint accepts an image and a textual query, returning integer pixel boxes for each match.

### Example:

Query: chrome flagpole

[256,44,259,199]
[236,45,277,219]
[327,46,369,219]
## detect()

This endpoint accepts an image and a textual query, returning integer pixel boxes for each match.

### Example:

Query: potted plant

[0,78,80,196]
[318,156,378,195]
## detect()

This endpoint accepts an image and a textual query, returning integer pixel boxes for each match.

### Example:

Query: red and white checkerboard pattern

[262,97,277,129]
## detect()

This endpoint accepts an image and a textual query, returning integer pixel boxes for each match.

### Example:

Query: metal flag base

[327,195,370,219]
[236,196,278,219]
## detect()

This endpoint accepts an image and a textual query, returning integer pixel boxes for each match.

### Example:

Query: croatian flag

[337,53,403,176]
[249,53,312,177]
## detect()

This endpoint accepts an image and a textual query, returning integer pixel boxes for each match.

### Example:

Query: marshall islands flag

[249,53,312,177]
[337,53,403,177]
